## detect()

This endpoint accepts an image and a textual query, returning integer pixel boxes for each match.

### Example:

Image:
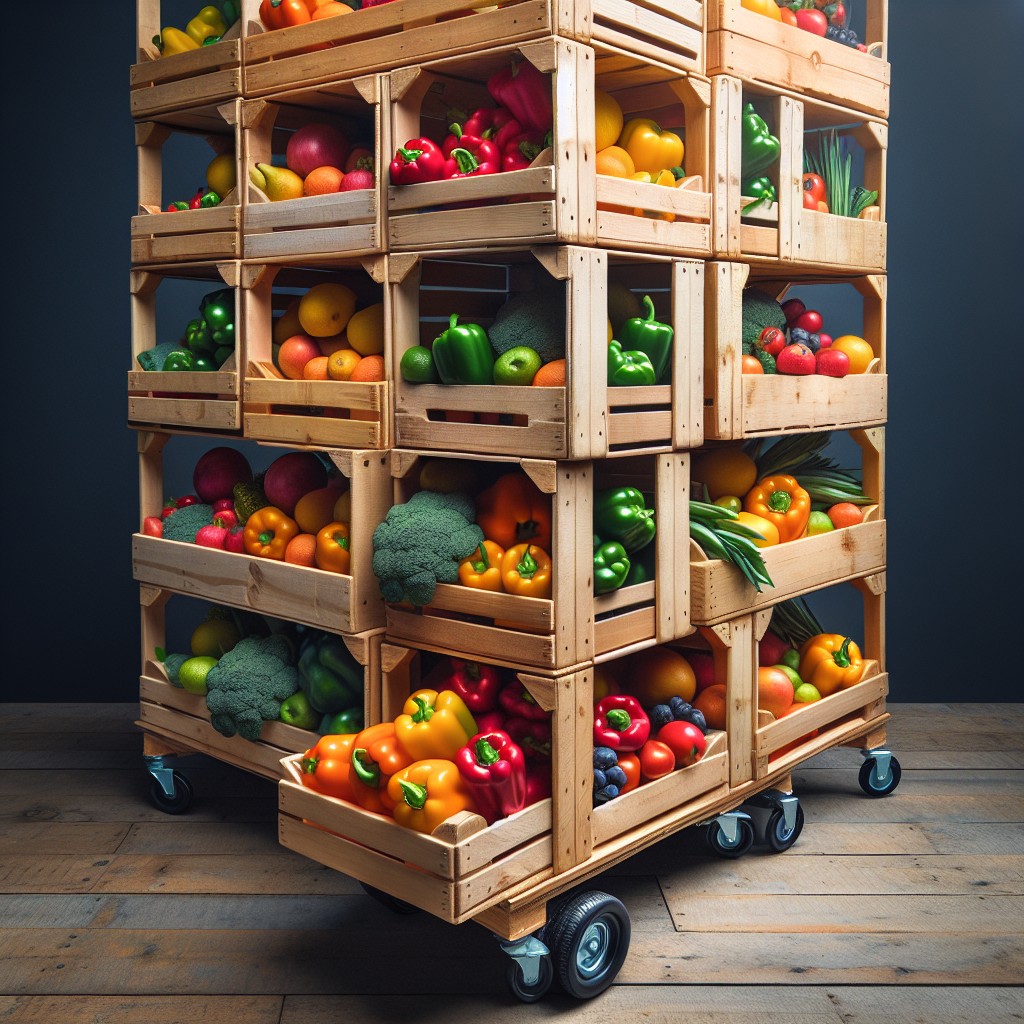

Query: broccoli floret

[741,287,787,350]
[204,635,299,741]
[372,490,484,607]
[487,277,566,364]
[755,347,777,374]
[162,503,214,543]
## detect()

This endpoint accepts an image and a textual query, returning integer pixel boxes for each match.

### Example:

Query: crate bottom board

[128,396,241,432]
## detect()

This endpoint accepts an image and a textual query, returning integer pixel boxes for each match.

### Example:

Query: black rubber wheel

[859,755,902,796]
[766,802,805,852]
[706,816,755,858]
[506,955,554,1003]
[359,881,420,915]
[148,771,193,814]
[546,890,631,1000]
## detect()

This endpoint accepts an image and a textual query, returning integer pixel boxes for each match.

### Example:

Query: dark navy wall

[3,1,1019,702]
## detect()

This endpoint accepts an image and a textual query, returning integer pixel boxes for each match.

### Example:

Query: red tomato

[656,721,707,767]
[795,8,828,34]
[618,753,642,793]
[638,739,676,781]
[802,173,827,204]
[142,516,164,537]
[759,326,787,356]
[793,309,823,333]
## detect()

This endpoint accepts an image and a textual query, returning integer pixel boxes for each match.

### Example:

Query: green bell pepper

[161,349,195,371]
[184,317,214,353]
[607,340,656,387]
[298,634,363,715]
[214,345,234,367]
[594,486,656,554]
[193,355,218,371]
[431,314,495,385]
[617,295,673,383]
[741,175,777,212]
[200,288,234,347]
[624,543,655,586]
[594,537,631,595]
[741,103,781,178]
[319,707,364,735]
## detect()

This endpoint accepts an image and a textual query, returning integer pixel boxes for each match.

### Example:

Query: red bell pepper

[462,106,515,141]
[506,716,551,761]
[389,138,445,185]
[594,695,651,753]
[455,730,527,824]
[525,762,552,804]
[436,658,502,714]
[473,709,507,734]
[499,680,548,721]
[487,60,553,134]
[443,133,501,179]
[501,129,548,171]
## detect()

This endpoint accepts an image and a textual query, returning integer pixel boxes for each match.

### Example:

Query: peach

[277,334,322,380]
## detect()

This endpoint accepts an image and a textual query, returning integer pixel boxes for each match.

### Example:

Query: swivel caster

[499,935,553,1003]
[144,755,193,815]
[705,810,755,858]
[743,789,805,852]
[859,748,902,796]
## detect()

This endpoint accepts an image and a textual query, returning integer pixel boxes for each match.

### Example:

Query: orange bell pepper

[315,521,350,574]
[394,688,477,761]
[501,543,553,598]
[798,634,865,697]
[387,759,478,834]
[743,474,811,543]
[458,540,505,592]
[349,722,414,814]
[299,733,357,801]
[475,472,552,552]
[259,0,311,28]
[243,506,299,560]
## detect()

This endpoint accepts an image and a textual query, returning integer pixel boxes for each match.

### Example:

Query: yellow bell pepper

[394,689,477,761]
[387,760,478,834]
[619,119,685,177]
[186,6,229,44]
[799,634,865,697]
[153,27,200,56]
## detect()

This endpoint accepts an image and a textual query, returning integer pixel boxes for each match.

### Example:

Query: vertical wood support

[703,260,746,441]
[711,75,742,258]
[550,460,595,668]
[776,94,799,261]
[709,615,757,787]
[655,453,690,643]
[673,258,704,449]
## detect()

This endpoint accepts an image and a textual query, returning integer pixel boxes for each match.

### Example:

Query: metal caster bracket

[143,754,178,799]
[707,809,752,844]
[861,747,893,782]
[496,934,550,988]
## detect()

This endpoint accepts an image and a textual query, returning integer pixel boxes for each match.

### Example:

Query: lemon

[205,153,236,198]
[595,89,624,152]
[299,283,357,338]
[190,618,241,657]
[347,302,385,356]
[178,656,218,696]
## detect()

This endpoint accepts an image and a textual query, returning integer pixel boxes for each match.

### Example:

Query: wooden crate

[128,261,245,433]
[386,38,712,256]
[132,102,242,265]
[389,247,703,459]
[133,431,391,634]
[383,450,689,672]
[242,0,704,97]
[711,76,887,273]
[241,258,391,448]
[136,585,383,781]
[708,0,889,119]
[689,427,886,626]
[704,262,887,440]
[241,76,385,260]
[131,0,242,121]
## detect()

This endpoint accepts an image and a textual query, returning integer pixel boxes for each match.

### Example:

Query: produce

[350,722,412,813]
[192,447,252,504]
[593,746,628,803]
[637,739,676,780]
[741,288,788,353]
[689,499,773,592]
[607,341,656,386]
[746,432,872,508]
[300,733,357,800]
[297,631,363,714]
[162,503,215,543]
[804,130,879,218]
[346,303,384,356]
[815,348,850,377]
[595,89,624,151]
[594,539,631,594]
[594,486,656,553]
[758,665,795,718]
[455,730,527,824]
[178,655,218,696]
[776,343,816,375]
[458,540,504,592]
[741,103,781,178]
[744,474,812,543]
[618,119,684,177]
[233,476,269,522]
[279,690,320,729]
[390,138,446,184]
[830,335,874,373]
[487,278,567,365]
[259,0,311,29]
[476,472,552,552]
[435,659,502,714]
[618,646,696,707]
[262,451,328,516]
[487,59,553,134]
[616,295,674,382]
[655,720,707,767]
[594,695,651,752]
[501,543,553,598]
[493,346,542,386]
[388,760,478,834]
[287,122,350,180]
[647,696,708,735]
[735,510,779,546]
[799,633,864,696]
[372,489,485,606]
[314,522,350,573]
[692,447,759,501]
[204,634,299,741]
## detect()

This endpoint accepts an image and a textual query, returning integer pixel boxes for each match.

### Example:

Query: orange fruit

[303,165,345,196]
[294,484,344,534]
[532,359,567,387]
[278,334,323,380]
[284,533,318,567]
[303,356,330,380]
[349,354,385,382]
[619,646,696,706]
[693,683,727,731]
[327,347,362,381]
[827,502,865,529]
[595,145,635,178]
[830,335,875,374]
[317,332,349,357]
[691,446,758,501]
[595,89,624,152]
[741,354,764,374]
[346,303,385,356]
[298,282,357,337]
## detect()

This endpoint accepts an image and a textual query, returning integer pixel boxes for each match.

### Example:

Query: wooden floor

[0,702,1021,1023]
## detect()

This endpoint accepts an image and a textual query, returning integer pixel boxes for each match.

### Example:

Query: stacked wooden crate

[126,0,893,969]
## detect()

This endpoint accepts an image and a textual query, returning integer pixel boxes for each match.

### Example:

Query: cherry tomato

[617,753,642,793]
[656,720,707,767]
[638,739,676,781]
[759,326,787,356]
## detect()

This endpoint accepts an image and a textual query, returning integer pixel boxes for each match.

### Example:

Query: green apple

[177,656,218,696]
[806,510,835,536]
[279,690,319,730]
[794,682,822,703]
[493,346,542,386]
[774,664,803,690]
[780,647,801,671]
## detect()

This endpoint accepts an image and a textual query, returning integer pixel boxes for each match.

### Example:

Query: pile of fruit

[258,0,396,32]
[135,284,236,374]
[741,286,875,378]
[741,0,873,51]
[251,122,375,201]
[273,281,385,383]
[158,605,365,739]
[142,446,355,575]
[299,657,554,832]
[590,645,712,804]
[162,152,237,213]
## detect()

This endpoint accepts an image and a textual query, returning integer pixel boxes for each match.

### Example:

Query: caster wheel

[506,955,554,1003]
[766,803,804,852]
[706,817,755,858]
[859,755,902,796]
[148,771,193,814]
[546,890,631,1000]
[359,881,420,915]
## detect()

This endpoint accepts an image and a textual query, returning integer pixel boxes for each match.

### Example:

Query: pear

[251,162,304,202]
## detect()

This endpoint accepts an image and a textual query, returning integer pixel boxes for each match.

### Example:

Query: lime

[806,510,835,536]
[178,656,218,696]
[493,346,542,386]
[794,682,822,704]
[191,618,242,657]
[400,345,439,383]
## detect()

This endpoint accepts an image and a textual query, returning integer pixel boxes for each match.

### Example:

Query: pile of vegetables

[689,433,872,590]
[152,3,239,56]
[157,606,365,740]
[298,656,555,832]
[741,0,874,52]
[804,130,879,219]
[740,103,782,212]
[740,286,876,378]
[259,0,400,32]
[135,286,235,374]
[141,447,356,575]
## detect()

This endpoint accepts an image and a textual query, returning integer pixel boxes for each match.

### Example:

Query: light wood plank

[0,996,283,1024]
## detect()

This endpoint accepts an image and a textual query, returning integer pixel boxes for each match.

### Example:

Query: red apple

[793,309,823,333]
[815,348,850,378]
[776,343,816,375]
[142,516,164,537]
[286,123,350,179]
[687,649,718,693]
[341,168,375,191]
[213,508,238,529]
[195,524,228,549]
[758,630,791,667]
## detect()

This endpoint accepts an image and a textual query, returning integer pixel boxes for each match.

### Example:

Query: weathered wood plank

[0,823,131,856]
[0,995,284,1023]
